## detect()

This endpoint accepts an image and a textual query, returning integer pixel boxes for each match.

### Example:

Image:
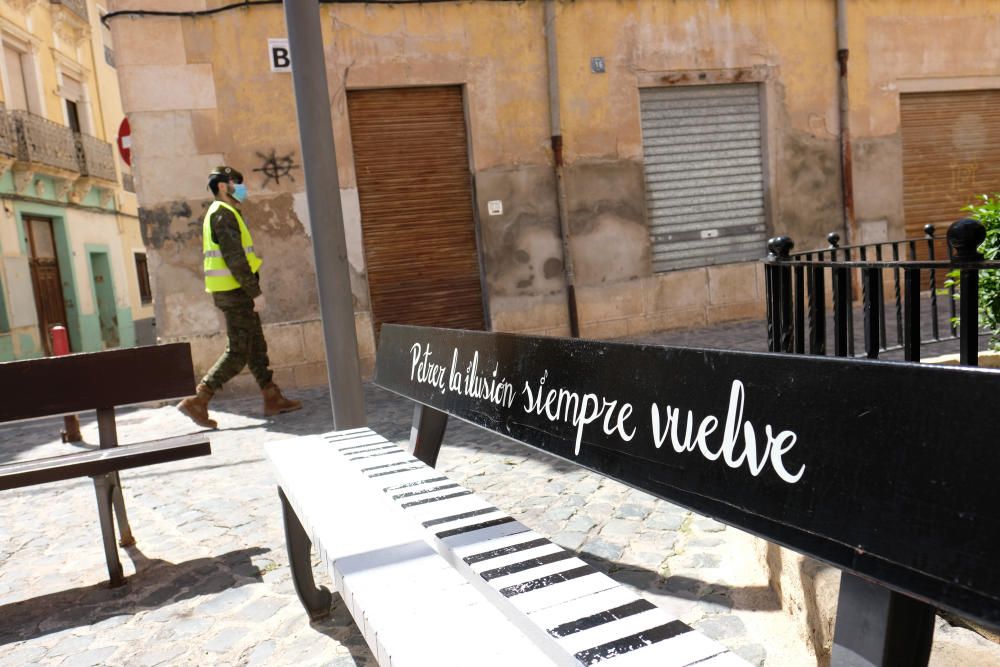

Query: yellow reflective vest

[203,200,263,292]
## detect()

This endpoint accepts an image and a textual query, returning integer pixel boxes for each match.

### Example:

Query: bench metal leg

[96,406,134,546]
[831,572,935,667]
[110,473,135,546]
[92,473,126,587]
[409,404,448,467]
[279,487,331,621]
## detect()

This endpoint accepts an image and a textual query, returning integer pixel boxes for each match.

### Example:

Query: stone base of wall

[490,261,766,339]
[577,261,766,339]
[163,312,376,397]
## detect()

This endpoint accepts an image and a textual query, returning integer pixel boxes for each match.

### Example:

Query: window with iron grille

[135,252,152,304]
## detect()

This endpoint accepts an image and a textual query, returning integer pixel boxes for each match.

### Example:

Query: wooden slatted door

[348,86,485,338]
[901,90,1000,259]
[25,216,69,355]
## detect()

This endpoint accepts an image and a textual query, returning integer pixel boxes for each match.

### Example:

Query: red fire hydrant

[50,325,83,443]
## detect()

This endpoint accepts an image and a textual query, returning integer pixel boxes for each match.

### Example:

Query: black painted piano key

[382,476,448,492]
[498,565,593,597]
[423,507,498,528]
[464,538,551,565]
[436,516,518,539]
[479,550,575,581]
[547,599,657,638]
[400,490,474,508]
[392,483,461,500]
[573,620,695,665]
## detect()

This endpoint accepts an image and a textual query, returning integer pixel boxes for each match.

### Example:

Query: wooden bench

[0,343,212,588]
[268,325,1000,666]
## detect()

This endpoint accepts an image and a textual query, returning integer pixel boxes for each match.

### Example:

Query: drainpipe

[836,0,856,244]
[544,0,580,337]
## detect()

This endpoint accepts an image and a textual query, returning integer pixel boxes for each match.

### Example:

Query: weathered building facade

[0,0,151,360]
[106,0,1000,388]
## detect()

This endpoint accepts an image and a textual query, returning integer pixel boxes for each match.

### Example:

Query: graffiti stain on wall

[253,149,301,187]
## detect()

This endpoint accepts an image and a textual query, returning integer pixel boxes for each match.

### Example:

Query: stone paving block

[695,613,748,641]
[646,512,685,530]
[581,538,624,562]
[678,552,722,569]
[135,644,186,667]
[196,584,257,616]
[694,518,727,533]
[168,616,216,639]
[551,531,588,551]
[60,645,118,667]
[734,642,768,666]
[47,633,93,656]
[203,626,249,653]
[244,639,276,666]
[600,518,642,538]
[615,503,653,519]
[240,596,288,623]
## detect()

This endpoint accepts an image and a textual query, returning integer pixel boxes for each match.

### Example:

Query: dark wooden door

[347,86,486,340]
[26,216,69,355]
[901,90,1000,259]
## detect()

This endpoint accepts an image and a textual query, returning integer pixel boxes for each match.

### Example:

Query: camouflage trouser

[202,297,274,391]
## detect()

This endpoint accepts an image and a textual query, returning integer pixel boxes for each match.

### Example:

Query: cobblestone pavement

[1,320,997,666]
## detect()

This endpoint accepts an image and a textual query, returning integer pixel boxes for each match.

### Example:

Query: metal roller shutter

[347,86,485,337]
[901,90,1000,258]
[639,84,767,272]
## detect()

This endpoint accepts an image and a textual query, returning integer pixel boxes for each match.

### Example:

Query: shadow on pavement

[578,551,780,613]
[0,545,267,645]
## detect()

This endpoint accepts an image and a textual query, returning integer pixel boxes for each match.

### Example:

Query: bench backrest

[374,324,1000,629]
[0,343,196,423]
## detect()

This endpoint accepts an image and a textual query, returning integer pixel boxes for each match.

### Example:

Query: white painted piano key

[403,493,499,525]
[503,571,620,615]
[437,517,534,551]
[449,527,549,561]
[486,556,595,593]
[322,427,376,442]
[466,542,566,576]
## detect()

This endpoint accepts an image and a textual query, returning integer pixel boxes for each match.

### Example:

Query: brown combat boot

[177,382,218,429]
[262,382,302,416]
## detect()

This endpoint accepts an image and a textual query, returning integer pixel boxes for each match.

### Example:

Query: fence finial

[767,236,794,259]
[924,224,936,238]
[947,218,985,261]
[827,232,840,248]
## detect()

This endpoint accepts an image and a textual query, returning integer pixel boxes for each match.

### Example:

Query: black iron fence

[764,218,1000,365]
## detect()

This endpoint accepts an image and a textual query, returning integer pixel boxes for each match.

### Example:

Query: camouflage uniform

[201,204,274,391]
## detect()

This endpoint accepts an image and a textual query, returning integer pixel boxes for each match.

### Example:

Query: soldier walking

[178,166,301,429]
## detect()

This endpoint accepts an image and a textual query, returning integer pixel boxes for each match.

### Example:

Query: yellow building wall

[107,0,1000,380]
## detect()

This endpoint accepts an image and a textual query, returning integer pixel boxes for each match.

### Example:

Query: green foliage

[961,194,1000,350]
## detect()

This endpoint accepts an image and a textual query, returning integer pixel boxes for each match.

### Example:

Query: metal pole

[283,0,366,429]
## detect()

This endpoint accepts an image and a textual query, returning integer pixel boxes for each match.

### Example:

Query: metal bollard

[50,325,83,443]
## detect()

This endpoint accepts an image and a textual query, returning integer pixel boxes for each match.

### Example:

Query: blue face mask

[231,183,248,202]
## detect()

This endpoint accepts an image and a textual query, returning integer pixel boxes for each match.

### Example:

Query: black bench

[0,343,211,587]
[270,324,1000,666]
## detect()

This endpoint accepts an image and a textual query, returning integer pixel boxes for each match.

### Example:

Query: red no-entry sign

[117,117,132,166]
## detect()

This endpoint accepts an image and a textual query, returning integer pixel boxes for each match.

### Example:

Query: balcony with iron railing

[77,132,117,182]
[3,109,119,186]
[50,0,88,22]
[0,113,16,159]
[10,110,79,174]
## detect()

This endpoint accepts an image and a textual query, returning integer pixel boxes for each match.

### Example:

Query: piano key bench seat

[266,429,747,667]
